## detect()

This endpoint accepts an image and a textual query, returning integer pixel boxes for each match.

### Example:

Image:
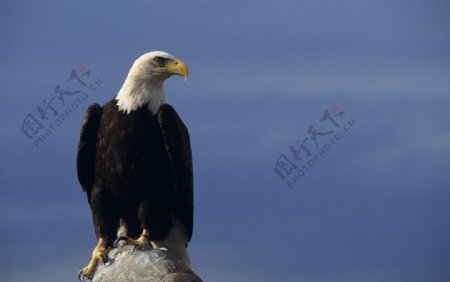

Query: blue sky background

[1,1,450,281]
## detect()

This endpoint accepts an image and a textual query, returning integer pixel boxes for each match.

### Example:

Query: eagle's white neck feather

[115,76,165,114]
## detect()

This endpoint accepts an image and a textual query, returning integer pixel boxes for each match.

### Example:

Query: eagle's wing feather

[77,103,103,201]
[158,104,194,241]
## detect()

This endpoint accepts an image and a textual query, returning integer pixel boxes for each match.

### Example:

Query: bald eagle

[77,51,193,279]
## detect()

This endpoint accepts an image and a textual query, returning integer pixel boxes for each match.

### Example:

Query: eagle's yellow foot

[78,238,111,281]
[124,229,152,253]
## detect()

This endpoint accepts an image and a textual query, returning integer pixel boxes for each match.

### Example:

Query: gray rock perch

[81,245,202,282]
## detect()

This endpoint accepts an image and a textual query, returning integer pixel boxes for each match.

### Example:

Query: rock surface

[81,245,202,282]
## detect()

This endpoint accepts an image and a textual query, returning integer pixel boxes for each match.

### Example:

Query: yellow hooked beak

[163,59,189,80]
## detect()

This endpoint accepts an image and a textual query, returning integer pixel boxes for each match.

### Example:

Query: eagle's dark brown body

[77,100,193,248]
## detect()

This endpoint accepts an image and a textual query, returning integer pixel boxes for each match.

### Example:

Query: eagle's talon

[79,266,95,281]
[123,229,152,254]
[132,244,138,254]
[77,270,85,281]
[80,238,110,281]
[131,244,147,254]
[78,268,94,281]
[114,236,128,248]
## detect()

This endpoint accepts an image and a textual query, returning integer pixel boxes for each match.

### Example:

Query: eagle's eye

[153,56,167,65]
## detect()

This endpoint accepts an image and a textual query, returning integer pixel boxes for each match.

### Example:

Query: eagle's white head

[115,51,189,114]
